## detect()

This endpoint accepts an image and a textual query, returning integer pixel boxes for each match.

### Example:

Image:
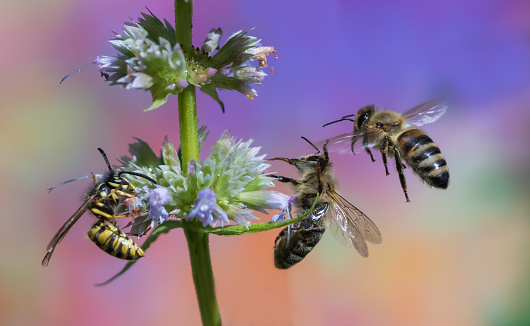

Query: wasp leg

[393,146,410,202]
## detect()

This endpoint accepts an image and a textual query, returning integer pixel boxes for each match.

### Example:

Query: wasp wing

[326,190,382,257]
[403,97,448,127]
[41,194,96,267]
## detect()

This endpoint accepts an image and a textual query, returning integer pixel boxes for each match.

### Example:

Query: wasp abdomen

[87,221,145,260]
[398,129,449,189]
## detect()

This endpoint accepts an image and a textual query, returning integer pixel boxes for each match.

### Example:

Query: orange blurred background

[1,0,529,325]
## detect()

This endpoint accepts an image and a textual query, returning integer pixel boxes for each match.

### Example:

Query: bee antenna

[301,136,320,153]
[60,61,97,84]
[322,114,355,127]
[118,171,158,184]
[97,148,115,174]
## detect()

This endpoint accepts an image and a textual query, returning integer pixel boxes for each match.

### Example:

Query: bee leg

[380,136,391,175]
[381,152,389,176]
[393,146,410,202]
[364,147,376,162]
[270,174,300,186]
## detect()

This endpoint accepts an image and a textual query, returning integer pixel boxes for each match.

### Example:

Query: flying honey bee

[323,97,450,202]
[41,148,157,267]
[269,138,382,269]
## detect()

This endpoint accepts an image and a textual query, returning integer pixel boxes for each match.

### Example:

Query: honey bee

[269,138,382,269]
[323,98,449,202]
[41,148,157,267]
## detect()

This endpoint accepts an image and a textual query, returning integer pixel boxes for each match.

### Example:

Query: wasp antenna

[118,171,158,184]
[47,175,91,193]
[60,61,97,84]
[301,136,320,153]
[97,148,114,173]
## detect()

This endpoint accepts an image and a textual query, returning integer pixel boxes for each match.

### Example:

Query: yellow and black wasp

[41,148,157,267]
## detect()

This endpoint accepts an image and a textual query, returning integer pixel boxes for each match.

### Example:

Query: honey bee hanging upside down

[323,97,450,202]
[41,148,157,267]
[269,138,382,269]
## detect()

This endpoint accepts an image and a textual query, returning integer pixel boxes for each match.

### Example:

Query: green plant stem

[175,0,198,172]
[178,85,199,173]
[175,0,193,54]
[175,1,221,325]
[184,225,221,326]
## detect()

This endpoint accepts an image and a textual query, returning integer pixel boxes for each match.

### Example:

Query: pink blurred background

[1,0,529,325]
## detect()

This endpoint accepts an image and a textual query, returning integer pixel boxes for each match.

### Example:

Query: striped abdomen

[273,219,326,269]
[87,220,145,260]
[397,128,449,189]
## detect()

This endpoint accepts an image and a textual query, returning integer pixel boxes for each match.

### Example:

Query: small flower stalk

[97,10,278,112]
[120,129,288,236]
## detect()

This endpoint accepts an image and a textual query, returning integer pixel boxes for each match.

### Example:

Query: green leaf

[121,138,160,169]
[209,30,258,69]
[146,93,170,111]
[137,9,177,46]
[204,193,320,236]
[198,125,209,153]
[162,136,180,166]
[95,220,183,286]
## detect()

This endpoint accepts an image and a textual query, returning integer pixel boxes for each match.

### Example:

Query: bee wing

[317,131,369,154]
[326,190,382,257]
[41,194,96,267]
[403,97,448,127]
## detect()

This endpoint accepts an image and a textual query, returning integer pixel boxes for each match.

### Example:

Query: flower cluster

[97,11,277,112]
[119,129,289,236]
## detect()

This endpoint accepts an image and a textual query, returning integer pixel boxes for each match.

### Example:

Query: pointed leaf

[145,94,169,111]
[95,220,183,286]
[162,136,180,166]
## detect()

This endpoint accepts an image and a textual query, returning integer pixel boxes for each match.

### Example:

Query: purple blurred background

[1,0,529,325]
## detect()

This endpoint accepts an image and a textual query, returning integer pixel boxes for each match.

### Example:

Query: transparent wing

[403,97,448,127]
[41,194,95,267]
[326,189,382,257]
[316,131,369,155]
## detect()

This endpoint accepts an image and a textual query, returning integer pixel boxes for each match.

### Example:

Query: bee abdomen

[398,129,449,189]
[273,225,326,269]
[87,221,145,260]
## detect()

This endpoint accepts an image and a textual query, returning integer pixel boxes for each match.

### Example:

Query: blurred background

[1,0,529,325]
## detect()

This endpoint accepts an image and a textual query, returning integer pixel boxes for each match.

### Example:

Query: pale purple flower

[229,208,259,228]
[187,188,228,227]
[146,186,170,227]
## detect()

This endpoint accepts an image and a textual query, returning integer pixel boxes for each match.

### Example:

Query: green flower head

[119,129,288,235]
[97,10,277,112]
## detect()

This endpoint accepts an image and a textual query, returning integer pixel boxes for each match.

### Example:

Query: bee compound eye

[357,112,370,128]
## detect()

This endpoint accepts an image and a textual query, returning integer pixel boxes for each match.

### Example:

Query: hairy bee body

[325,98,449,202]
[270,140,381,269]
[353,104,449,201]
[274,218,326,269]
[397,128,448,189]
[88,220,145,260]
